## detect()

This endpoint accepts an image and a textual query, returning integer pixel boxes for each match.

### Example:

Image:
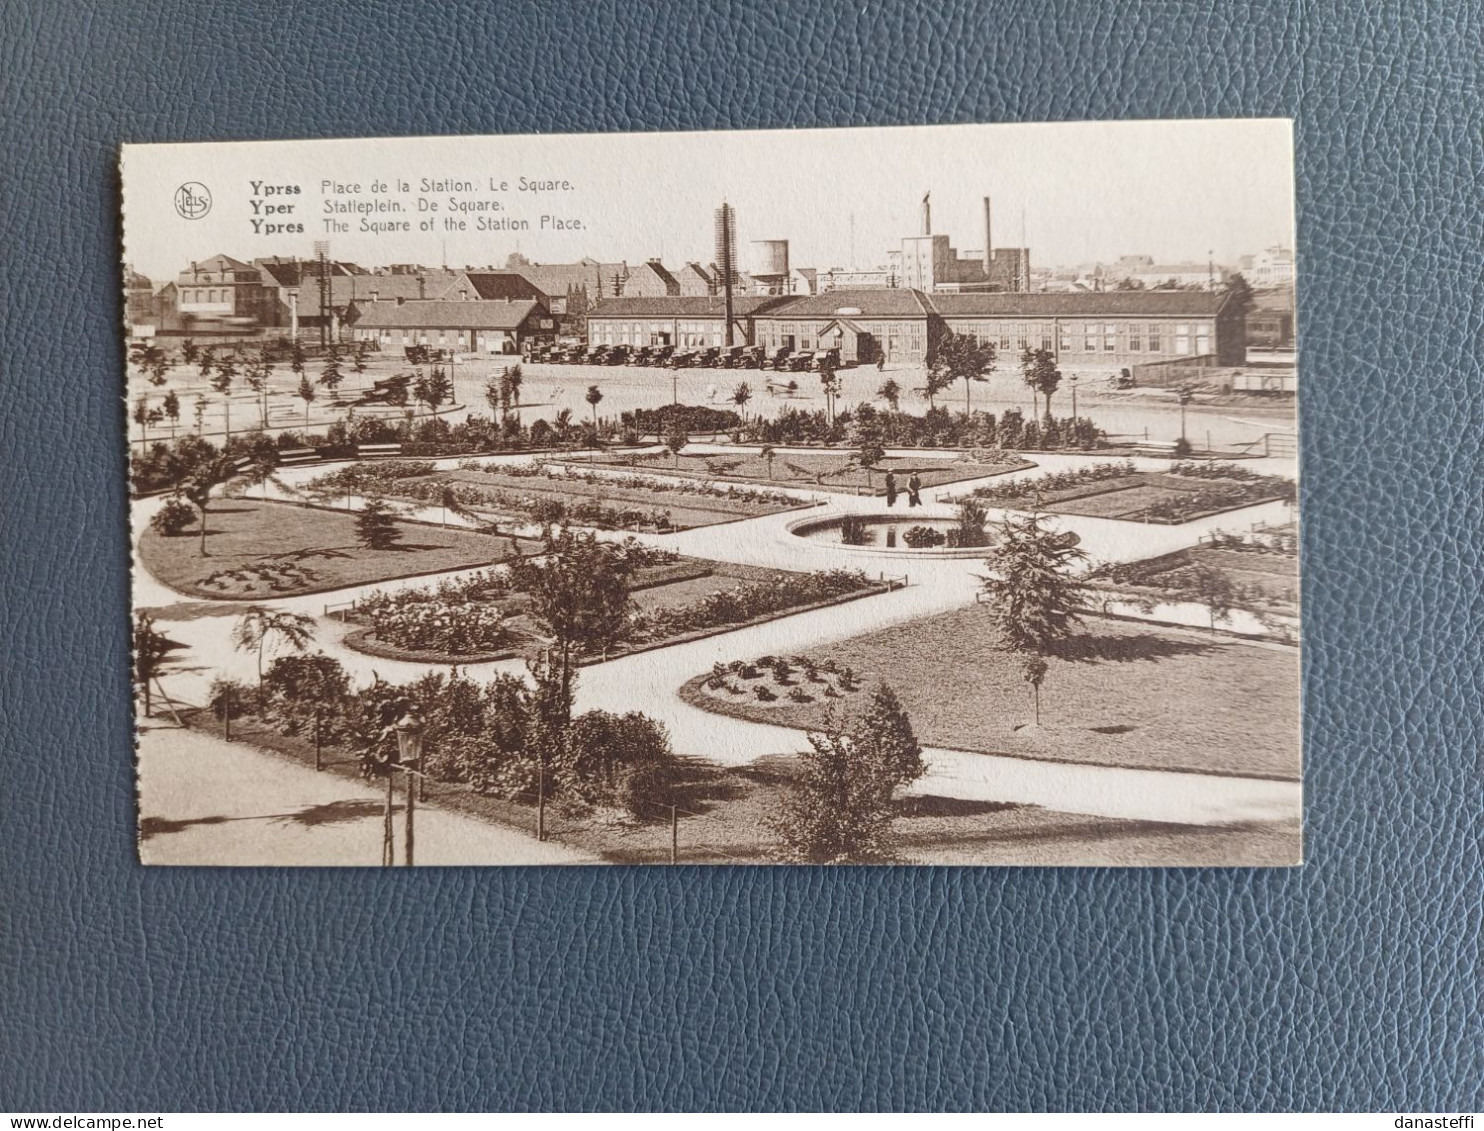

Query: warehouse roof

[925,291,1233,318]
[353,299,544,330]
[588,295,794,318]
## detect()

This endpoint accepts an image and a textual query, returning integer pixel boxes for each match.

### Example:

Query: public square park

[130,335,1300,866]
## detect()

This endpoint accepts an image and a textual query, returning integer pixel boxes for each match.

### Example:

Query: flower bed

[627,569,876,643]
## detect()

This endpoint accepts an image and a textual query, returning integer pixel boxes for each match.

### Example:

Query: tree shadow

[260,547,353,563]
[896,794,1020,819]
[140,814,231,838]
[1051,632,1216,665]
[272,798,387,828]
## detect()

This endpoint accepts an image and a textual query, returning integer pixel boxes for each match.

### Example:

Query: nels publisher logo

[174,181,212,220]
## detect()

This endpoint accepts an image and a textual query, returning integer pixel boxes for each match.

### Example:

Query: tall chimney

[921,192,931,236]
[983,197,993,274]
[418,272,426,299]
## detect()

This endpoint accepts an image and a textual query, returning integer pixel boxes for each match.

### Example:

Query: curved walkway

[134,446,1301,829]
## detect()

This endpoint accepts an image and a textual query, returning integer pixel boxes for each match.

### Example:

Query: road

[137,721,595,866]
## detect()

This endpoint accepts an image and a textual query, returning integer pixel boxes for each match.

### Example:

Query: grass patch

[139,498,539,599]
[681,605,1300,781]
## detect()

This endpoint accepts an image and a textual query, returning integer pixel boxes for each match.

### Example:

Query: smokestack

[983,197,993,274]
[921,192,931,236]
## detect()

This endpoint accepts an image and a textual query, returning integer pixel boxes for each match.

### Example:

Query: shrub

[753,684,777,702]
[787,687,812,703]
[1172,437,1194,458]
[558,710,676,818]
[839,514,869,545]
[354,497,402,549]
[261,653,352,739]
[150,496,198,536]
[207,677,253,721]
[902,525,946,548]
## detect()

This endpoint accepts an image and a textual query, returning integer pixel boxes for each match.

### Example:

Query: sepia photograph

[123,120,1301,866]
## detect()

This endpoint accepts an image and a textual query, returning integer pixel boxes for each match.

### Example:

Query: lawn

[680,605,1300,781]
[585,449,1033,495]
[139,498,540,599]
[181,710,1298,866]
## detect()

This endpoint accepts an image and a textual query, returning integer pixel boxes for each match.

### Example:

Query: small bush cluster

[150,496,198,536]
[968,461,1138,504]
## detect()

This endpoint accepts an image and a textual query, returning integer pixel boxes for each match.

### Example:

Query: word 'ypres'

[248,180,304,235]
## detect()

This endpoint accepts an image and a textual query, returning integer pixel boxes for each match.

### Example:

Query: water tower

[750,239,790,294]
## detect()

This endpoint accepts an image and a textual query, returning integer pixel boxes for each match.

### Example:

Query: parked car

[605,345,632,365]
[740,346,766,369]
[695,346,723,367]
[762,347,792,370]
[648,345,675,365]
[630,346,656,365]
[667,349,697,368]
[809,348,842,371]
[785,352,814,372]
[718,345,748,368]
[584,345,609,364]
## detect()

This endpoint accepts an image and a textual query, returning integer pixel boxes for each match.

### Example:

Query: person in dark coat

[876,353,886,372]
[907,472,923,507]
[884,471,898,507]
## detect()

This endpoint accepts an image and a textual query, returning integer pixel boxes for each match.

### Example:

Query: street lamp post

[395,712,425,868]
[1177,385,1194,444]
[1070,374,1079,421]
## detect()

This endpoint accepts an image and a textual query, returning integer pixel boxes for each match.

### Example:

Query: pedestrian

[884,471,898,508]
[876,353,886,373]
[907,472,922,507]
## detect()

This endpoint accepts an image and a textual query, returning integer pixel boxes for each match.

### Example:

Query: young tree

[1182,563,1237,632]
[319,348,344,402]
[979,511,1089,721]
[180,452,252,556]
[504,364,523,418]
[585,383,603,427]
[507,531,634,707]
[354,496,403,550]
[296,371,317,427]
[759,444,777,480]
[132,394,151,451]
[916,362,955,410]
[484,374,505,419]
[819,363,843,426]
[414,367,453,415]
[289,338,307,386]
[193,395,208,433]
[243,350,274,429]
[731,380,752,422]
[180,338,199,367]
[1022,654,1049,726]
[664,418,689,468]
[1020,347,1062,420]
[162,390,180,437]
[231,606,316,690]
[197,346,217,383]
[980,511,1089,655]
[773,686,924,864]
[211,356,237,444]
[850,404,886,490]
[351,340,370,387]
[877,377,902,412]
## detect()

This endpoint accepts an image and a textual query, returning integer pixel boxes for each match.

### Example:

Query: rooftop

[353,298,544,330]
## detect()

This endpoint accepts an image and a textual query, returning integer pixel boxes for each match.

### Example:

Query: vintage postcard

[124,120,1300,866]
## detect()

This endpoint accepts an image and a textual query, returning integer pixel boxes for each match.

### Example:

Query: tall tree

[132,394,151,451]
[180,452,252,556]
[818,362,842,427]
[1019,347,1062,420]
[133,612,179,718]
[927,331,996,416]
[850,404,886,490]
[415,367,452,415]
[231,607,316,689]
[319,347,344,402]
[1182,563,1237,632]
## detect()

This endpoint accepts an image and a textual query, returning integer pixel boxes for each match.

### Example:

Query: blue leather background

[3,0,1480,1112]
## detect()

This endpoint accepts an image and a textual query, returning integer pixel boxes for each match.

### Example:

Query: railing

[878,572,909,591]
[324,599,357,622]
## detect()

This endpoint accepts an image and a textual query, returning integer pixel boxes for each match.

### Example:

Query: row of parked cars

[525,342,844,372]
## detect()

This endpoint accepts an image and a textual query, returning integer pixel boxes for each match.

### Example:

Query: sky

[122,119,1295,284]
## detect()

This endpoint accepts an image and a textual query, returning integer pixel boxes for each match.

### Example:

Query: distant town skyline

[122,120,1295,285]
